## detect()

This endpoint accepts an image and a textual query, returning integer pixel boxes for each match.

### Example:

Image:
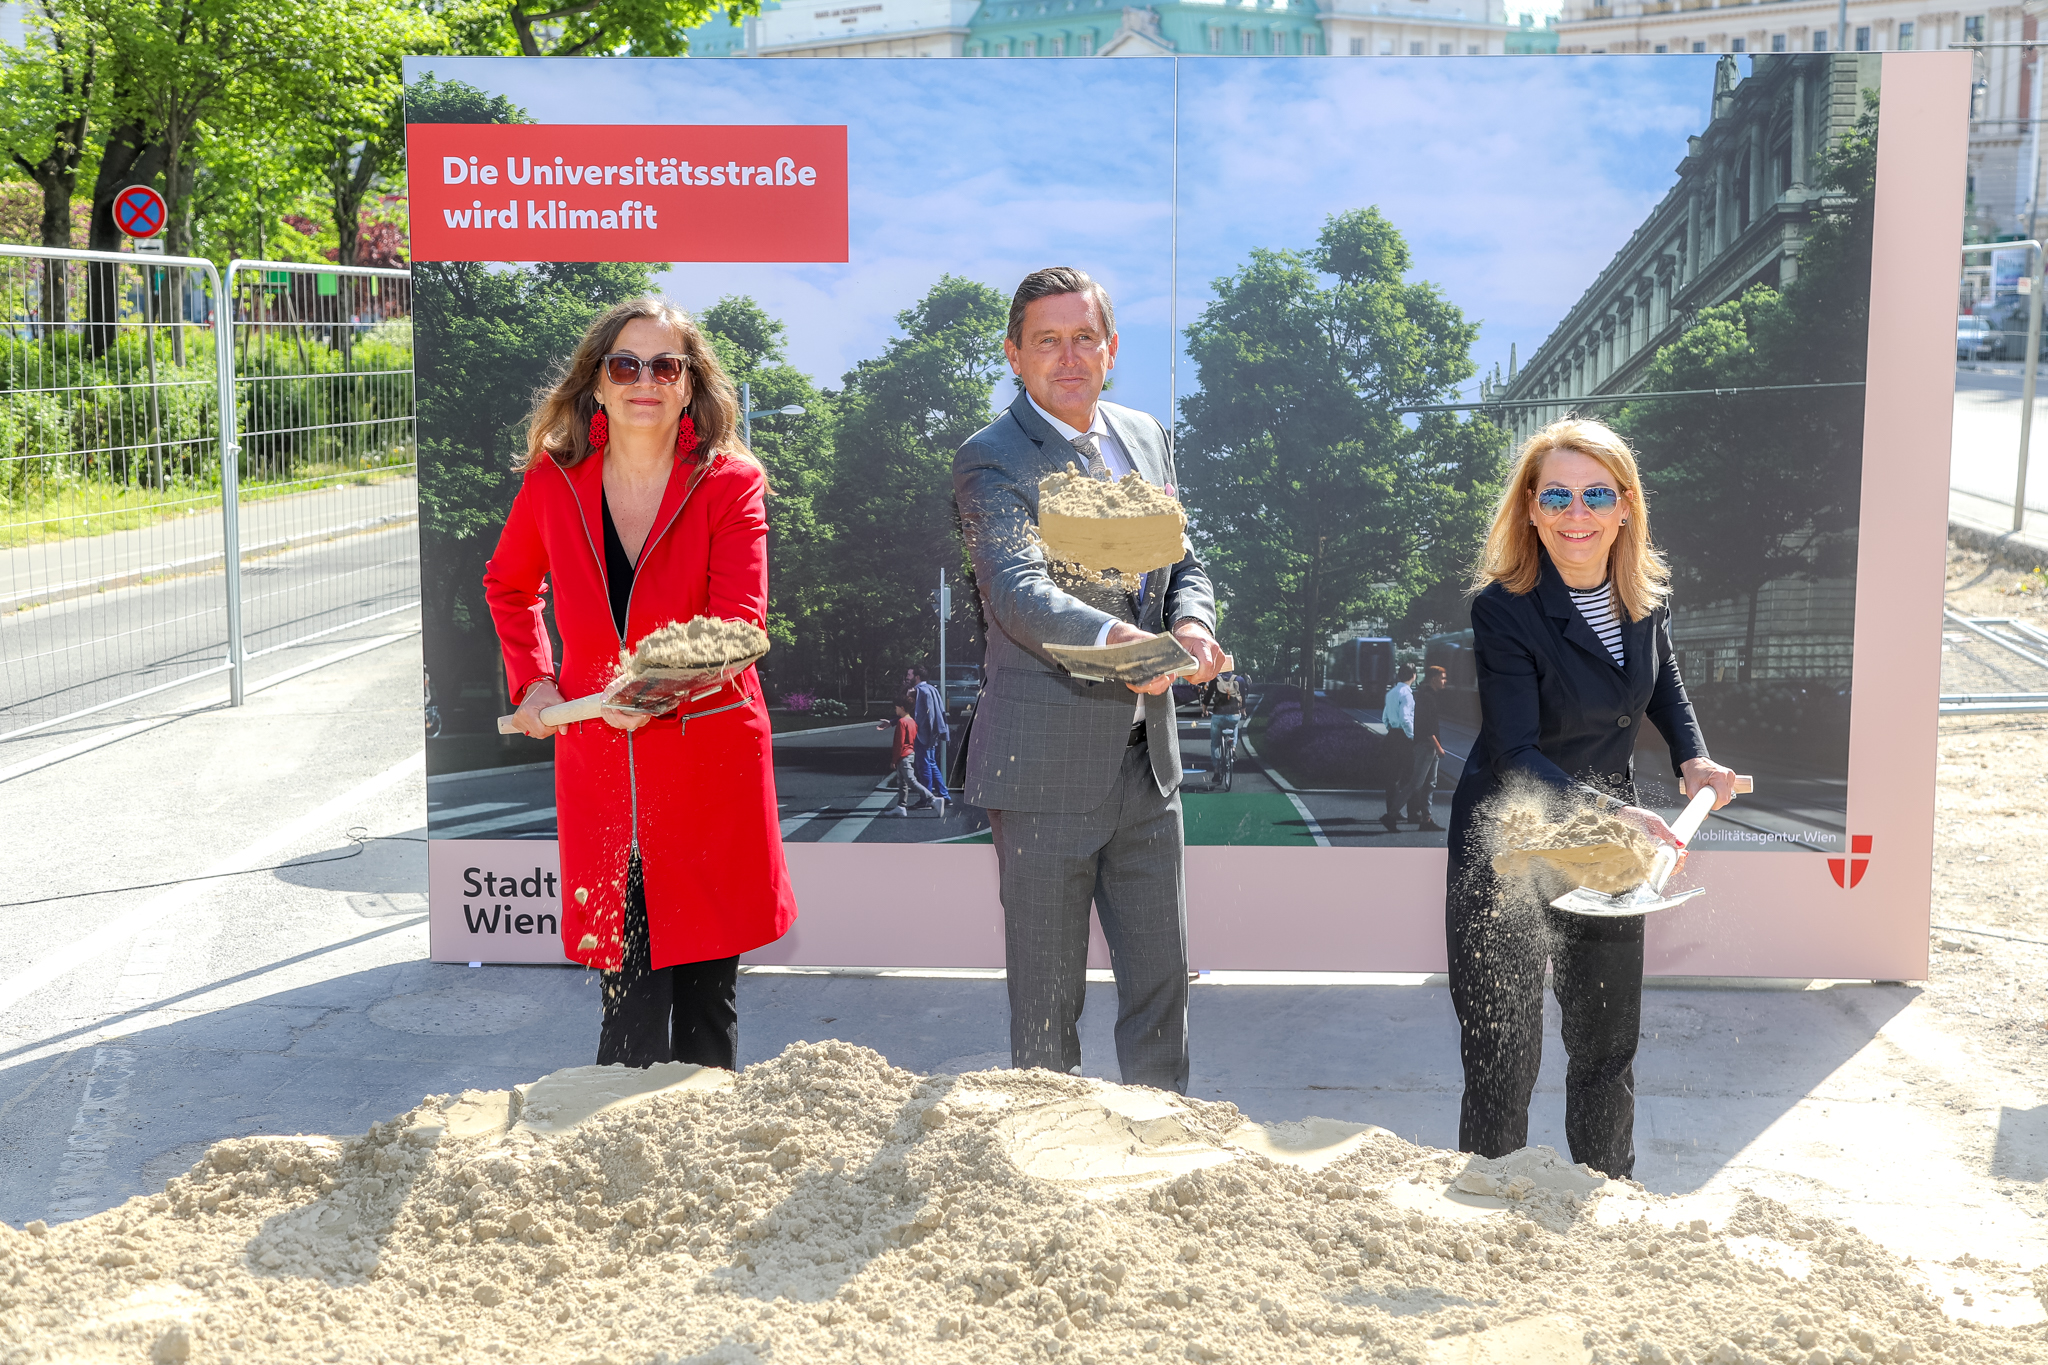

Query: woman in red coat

[484,296,797,1069]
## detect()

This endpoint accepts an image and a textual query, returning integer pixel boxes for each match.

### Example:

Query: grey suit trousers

[989,740,1189,1093]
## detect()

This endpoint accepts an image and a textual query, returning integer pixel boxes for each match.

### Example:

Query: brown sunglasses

[602,352,687,386]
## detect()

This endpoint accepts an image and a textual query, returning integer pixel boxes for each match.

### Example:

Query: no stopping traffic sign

[114,184,166,239]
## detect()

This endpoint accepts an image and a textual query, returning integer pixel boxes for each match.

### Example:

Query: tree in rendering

[1178,208,1504,716]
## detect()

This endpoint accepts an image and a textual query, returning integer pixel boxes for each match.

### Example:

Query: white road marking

[1283,794,1331,847]
[48,1044,137,1221]
[778,808,827,838]
[434,807,557,839]
[427,801,520,822]
[818,778,900,844]
[1236,734,1330,846]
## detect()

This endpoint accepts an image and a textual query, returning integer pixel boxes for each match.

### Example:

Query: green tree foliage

[300,4,439,266]
[414,259,662,717]
[1615,96,1876,681]
[0,1,100,257]
[83,0,320,257]
[402,71,533,125]
[700,296,838,685]
[1178,208,1505,717]
[420,0,757,56]
[820,275,1006,702]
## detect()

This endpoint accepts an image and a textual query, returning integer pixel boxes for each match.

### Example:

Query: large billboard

[406,52,1964,978]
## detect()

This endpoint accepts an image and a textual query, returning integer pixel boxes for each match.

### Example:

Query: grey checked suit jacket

[953,392,1217,814]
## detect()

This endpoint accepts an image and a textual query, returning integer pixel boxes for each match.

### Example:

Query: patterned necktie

[1069,432,1110,480]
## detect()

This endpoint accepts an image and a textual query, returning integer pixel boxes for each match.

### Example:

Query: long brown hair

[1472,416,1670,621]
[520,296,755,474]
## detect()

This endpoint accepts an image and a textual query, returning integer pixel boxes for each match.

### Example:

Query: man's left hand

[1172,620,1226,686]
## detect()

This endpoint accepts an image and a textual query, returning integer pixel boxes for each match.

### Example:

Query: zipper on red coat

[555,457,713,860]
[553,460,643,856]
[619,463,710,857]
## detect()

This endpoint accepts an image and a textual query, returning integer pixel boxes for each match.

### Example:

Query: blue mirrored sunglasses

[1536,484,1621,516]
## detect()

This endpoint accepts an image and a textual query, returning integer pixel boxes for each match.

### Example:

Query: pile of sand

[1489,799,1660,896]
[629,617,769,675]
[5,1042,2030,1364]
[1038,467,1187,576]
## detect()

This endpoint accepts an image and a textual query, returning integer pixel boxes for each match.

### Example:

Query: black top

[1413,683,1441,744]
[1200,676,1244,716]
[1447,551,1707,868]
[600,494,635,639]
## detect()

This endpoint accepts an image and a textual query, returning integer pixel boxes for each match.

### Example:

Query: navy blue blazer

[1447,553,1708,871]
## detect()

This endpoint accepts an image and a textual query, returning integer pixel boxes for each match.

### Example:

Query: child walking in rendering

[878,698,938,816]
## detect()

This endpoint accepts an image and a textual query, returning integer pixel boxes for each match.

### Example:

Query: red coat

[482,448,797,970]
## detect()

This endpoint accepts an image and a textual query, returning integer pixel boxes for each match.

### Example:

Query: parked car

[1973,296,2035,360]
[1959,315,1995,361]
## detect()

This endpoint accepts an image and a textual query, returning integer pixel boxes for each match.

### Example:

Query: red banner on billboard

[406,124,848,263]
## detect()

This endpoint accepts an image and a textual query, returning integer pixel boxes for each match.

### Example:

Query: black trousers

[1445,860,1645,1180]
[1382,734,1413,817]
[596,857,739,1070]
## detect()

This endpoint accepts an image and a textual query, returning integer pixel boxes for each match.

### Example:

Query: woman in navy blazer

[1447,417,1739,1180]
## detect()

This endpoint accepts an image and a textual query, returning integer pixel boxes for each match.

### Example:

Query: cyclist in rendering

[1199,672,1245,790]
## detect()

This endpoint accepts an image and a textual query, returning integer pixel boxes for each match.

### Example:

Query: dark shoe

[909,799,935,809]
[1417,818,1444,832]
[1379,814,1401,834]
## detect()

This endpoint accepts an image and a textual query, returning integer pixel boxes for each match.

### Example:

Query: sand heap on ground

[1038,467,1187,576]
[2,1042,2027,1365]
[629,617,769,675]
[1490,798,1661,896]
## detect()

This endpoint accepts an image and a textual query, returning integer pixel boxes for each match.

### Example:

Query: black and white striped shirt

[1567,580,1625,667]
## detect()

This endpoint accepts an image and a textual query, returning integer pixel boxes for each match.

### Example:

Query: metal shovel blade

[1549,883,1706,918]
[603,656,763,715]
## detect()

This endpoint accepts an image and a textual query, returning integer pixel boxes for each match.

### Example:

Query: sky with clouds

[1176,56,1716,400]
[407,54,1716,422]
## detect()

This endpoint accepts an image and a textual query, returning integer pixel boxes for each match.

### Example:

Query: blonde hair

[521,296,757,476]
[1472,416,1669,621]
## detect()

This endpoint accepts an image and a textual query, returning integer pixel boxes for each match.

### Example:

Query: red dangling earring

[675,414,699,460]
[587,409,609,452]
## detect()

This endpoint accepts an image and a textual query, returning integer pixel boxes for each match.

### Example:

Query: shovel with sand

[497,617,769,733]
[1036,466,1189,577]
[1535,775,1755,918]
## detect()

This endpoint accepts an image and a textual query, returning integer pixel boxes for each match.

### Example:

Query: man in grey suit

[953,266,1226,1093]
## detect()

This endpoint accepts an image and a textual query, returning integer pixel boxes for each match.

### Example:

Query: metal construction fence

[0,245,417,743]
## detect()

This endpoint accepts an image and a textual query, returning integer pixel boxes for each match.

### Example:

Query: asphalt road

[1952,364,2048,515]
[1,520,419,741]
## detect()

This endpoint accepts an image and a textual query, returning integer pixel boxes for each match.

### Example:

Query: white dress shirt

[1028,393,1134,480]
[1383,681,1415,738]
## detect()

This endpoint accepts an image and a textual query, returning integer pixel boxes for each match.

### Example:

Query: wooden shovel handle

[496,693,606,735]
[1647,774,1754,892]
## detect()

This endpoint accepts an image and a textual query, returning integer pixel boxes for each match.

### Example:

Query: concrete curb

[1,511,418,614]
[1949,517,2048,571]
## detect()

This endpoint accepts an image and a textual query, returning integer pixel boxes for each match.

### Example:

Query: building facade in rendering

[1492,53,1872,684]
[1553,0,2037,241]
[1492,53,1876,439]
[685,0,1529,60]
